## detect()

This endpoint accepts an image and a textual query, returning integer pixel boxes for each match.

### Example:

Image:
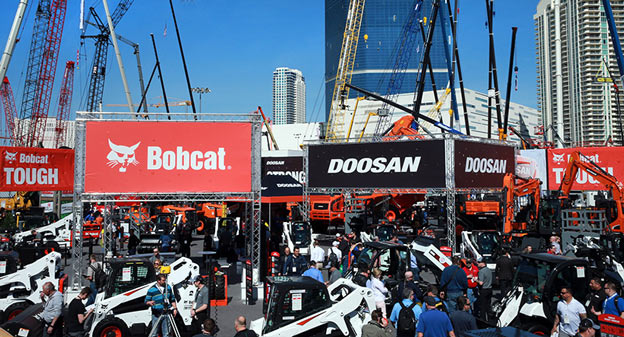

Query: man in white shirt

[310,240,325,270]
[326,241,342,268]
[551,286,587,337]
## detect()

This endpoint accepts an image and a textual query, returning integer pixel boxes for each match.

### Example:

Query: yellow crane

[418,87,451,131]
[325,0,366,142]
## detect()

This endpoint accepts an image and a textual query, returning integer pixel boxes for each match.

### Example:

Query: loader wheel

[524,323,549,336]
[94,317,130,337]
[4,301,30,322]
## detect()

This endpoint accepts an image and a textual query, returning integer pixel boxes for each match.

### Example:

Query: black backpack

[90,263,107,290]
[397,301,417,335]
[328,249,339,266]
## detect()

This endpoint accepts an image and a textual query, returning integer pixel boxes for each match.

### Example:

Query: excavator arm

[502,173,542,234]
[558,151,624,232]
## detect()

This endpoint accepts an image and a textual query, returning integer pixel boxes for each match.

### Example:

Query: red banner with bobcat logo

[0,147,74,191]
[547,147,624,190]
[84,121,252,193]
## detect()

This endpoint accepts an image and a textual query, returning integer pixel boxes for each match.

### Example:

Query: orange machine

[558,151,624,232]
[502,173,541,234]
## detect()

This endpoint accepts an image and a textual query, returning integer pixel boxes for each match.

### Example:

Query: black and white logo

[327,156,421,174]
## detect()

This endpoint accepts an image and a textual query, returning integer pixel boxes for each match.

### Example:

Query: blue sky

[0,0,539,124]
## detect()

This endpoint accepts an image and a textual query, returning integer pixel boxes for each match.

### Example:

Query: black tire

[93,317,131,337]
[523,323,549,336]
[2,301,31,323]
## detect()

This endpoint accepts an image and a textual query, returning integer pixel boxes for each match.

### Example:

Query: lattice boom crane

[54,61,74,148]
[0,77,18,145]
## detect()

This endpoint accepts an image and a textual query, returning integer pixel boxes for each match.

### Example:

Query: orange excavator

[502,173,542,234]
[558,151,624,233]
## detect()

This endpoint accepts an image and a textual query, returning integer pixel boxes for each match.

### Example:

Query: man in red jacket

[462,259,479,312]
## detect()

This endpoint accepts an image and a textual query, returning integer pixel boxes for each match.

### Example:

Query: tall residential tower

[273,67,306,125]
[535,0,624,146]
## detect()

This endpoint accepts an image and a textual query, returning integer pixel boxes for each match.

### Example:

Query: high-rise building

[273,67,306,125]
[535,0,624,146]
[325,0,452,121]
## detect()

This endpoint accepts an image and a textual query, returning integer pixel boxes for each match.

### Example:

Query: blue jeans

[467,288,476,313]
[152,313,169,337]
[86,281,97,306]
[445,291,462,314]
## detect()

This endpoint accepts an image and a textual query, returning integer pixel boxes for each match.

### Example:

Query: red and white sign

[0,147,74,191]
[84,121,252,193]
[547,147,624,190]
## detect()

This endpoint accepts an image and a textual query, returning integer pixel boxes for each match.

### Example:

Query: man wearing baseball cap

[416,296,455,337]
[576,318,599,337]
[191,275,209,334]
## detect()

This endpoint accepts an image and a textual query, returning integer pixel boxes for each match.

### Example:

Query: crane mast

[0,0,29,85]
[325,0,365,142]
[0,77,18,145]
[54,61,74,148]
[83,0,134,113]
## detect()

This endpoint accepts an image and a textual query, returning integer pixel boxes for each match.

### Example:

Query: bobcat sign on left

[0,147,74,191]
[83,121,253,194]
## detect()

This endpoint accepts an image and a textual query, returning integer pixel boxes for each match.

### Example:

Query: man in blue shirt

[602,282,624,317]
[440,257,468,314]
[302,261,324,283]
[417,296,455,337]
[390,288,422,337]
[145,274,178,337]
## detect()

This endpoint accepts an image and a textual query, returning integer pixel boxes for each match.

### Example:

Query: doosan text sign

[308,140,446,189]
[84,121,252,194]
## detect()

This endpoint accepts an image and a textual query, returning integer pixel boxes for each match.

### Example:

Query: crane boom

[54,61,74,148]
[0,0,29,85]
[26,0,67,147]
[325,0,365,141]
[0,77,18,145]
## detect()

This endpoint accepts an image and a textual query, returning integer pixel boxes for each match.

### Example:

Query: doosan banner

[454,140,515,188]
[308,140,446,189]
[84,121,252,193]
[0,147,74,191]
[547,147,624,190]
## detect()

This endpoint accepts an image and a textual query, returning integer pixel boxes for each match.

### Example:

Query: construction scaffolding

[71,111,262,289]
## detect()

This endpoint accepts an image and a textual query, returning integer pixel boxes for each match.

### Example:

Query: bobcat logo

[552,153,565,163]
[106,139,141,172]
[4,151,16,163]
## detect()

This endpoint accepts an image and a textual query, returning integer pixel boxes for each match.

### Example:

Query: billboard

[308,140,446,189]
[84,121,252,194]
[517,149,548,190]
[547,147,624,191]
[0,147,74,191]
[454,140,515,188]
[262,156,304,199]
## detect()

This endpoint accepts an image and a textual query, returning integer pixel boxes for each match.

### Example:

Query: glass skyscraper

[325,0,452,120]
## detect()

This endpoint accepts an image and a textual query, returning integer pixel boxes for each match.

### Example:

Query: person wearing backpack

[85,254,103,306]
[326,241,342,269]
[440,256,468,314]
[389,288,422,337]
[600,282,624,317]
[417,296,455,337]
[362,309,394,337]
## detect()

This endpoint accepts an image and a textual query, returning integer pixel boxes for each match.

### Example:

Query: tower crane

[54,61,74,148]
[325,0,365,142]
[0,77,18,146]
[18,0,67,147]
[82,0,134,113]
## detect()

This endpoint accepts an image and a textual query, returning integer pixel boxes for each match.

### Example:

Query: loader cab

[0,252,18,277]
[514,254,590,321]
[347,242,410,283]
[103,259,157,299]
[373,224,396,242]
[600,234,624,262]
[262,276,332,335]
[290,221,311,248]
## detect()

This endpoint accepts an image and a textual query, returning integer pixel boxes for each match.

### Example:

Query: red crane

[0,77,18,145]
[54,60,74,148]
[18,0,67,147]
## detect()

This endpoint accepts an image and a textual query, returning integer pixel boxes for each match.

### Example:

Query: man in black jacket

[495,248,514,297]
